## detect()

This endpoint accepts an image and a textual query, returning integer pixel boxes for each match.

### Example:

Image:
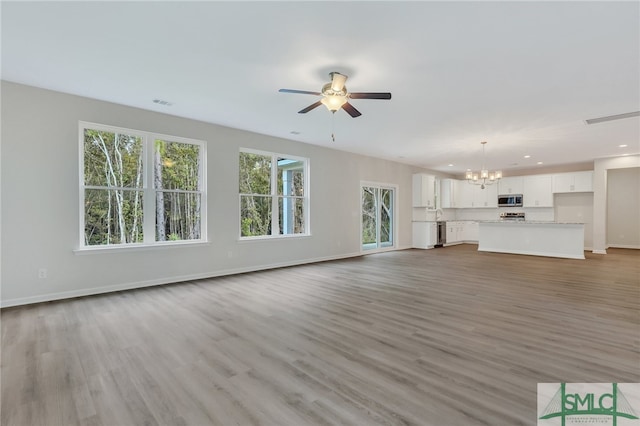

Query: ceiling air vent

[584,111,640,125]
[153,99,173,106]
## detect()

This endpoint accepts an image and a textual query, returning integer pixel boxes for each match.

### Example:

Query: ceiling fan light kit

[279,71,391,118]
[320,95,347,111]
[465,141,502,189]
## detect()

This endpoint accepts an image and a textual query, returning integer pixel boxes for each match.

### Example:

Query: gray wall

[554,193,594,249]
[593,155,640,253]
[607,167,640,248]
[1,81,424,306]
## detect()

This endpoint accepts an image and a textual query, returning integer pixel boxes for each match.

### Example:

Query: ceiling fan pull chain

[331,112,336,142]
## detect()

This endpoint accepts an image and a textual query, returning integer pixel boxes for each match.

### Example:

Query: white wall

[606,167,640,248]
[593,155,640,253]
[554,193,594,249]
[0,82,428,307]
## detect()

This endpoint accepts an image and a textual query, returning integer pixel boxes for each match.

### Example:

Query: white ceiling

[2,1,639,176]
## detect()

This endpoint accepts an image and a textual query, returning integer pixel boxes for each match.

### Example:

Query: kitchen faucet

[435,208,443,220]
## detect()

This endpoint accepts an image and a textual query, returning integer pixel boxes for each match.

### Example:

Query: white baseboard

[607,244,640,250]
[478,247,585,260]
[591,249,607,255]
[1,251,366,308]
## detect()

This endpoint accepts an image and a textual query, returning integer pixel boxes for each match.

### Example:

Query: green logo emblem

[539,383,639,426]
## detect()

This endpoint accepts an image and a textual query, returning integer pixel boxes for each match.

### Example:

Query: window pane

[380,188,393,245]
[279,197,305,235]
[156,192,201,241]
[239,152,271,195]
[84,129,143,188]
[240,195,272,237]
[155,140,201,191]
[362,187,377,247]
[84,189,144,245]
[277,158,304,196]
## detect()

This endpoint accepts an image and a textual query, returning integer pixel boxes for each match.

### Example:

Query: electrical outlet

[38,268,47,279]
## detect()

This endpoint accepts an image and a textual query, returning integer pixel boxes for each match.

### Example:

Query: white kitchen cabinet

[440,179,459,208]
[412,221,437,249]
[446,221,465,244]
[445,221,479,244]
[498,176,524,195]
[463,221,479,242]
[523,175,553,207]
[456,182,473,208]
[473,184,498,208]
[412,174,436,209]
[458,182,498,208]
[552,171,593,193]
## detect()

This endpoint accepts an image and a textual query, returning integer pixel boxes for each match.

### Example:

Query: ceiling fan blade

[341,102,362,118]
[330,72,348,92]
[298,101,323,114]
[349,92,392,100]
[279,89,322,96]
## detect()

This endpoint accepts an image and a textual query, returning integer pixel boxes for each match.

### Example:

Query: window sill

[74,240,211,255]
[238,233,311,242]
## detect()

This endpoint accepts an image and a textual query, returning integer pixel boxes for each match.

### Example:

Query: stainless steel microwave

[498,194,523,207]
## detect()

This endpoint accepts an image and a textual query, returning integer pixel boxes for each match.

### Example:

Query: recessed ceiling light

[448,164,454,167]
[524,155,531,159]
[537,161,543,165]
[619,144,628,148]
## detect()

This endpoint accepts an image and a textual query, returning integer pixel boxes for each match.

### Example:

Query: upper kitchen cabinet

[553,171,594,193]
[412,174,437,209]
[498,176,524,195]
[440,179,459,208]
[523,175,553,207]
[472,183,498,208]
[458,181,498,208]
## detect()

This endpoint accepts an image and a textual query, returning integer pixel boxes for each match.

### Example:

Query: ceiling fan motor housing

[322,82,347,97]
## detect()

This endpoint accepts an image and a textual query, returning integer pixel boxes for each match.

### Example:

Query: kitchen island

[478,221,585,259]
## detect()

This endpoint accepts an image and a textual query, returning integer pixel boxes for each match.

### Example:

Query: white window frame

[239,148,310,240]
[78,121,207,250]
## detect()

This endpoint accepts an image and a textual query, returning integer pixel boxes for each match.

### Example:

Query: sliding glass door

[362,184,396,251]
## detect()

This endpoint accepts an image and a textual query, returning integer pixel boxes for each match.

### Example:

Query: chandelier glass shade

[465,141,502,189]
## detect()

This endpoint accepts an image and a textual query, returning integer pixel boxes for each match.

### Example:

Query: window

[239,149,308,238]
[80,122,206,247]
[362,184,395,251]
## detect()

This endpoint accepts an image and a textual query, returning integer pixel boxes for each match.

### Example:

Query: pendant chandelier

[465,141,502,189]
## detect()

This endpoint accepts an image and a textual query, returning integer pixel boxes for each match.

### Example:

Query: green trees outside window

[239,151,307,238]
[362,185,394,250]
[82,123,205,247]
[154,140,202,242]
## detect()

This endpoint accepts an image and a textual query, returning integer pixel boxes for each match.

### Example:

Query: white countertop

[413,220,583,224]
[480,220,584,225]
[411,220,479,222]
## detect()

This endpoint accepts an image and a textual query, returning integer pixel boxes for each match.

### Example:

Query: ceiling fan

[279,72,392,118]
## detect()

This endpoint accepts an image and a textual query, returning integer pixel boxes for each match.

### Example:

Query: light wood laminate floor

[2,246,639,425]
